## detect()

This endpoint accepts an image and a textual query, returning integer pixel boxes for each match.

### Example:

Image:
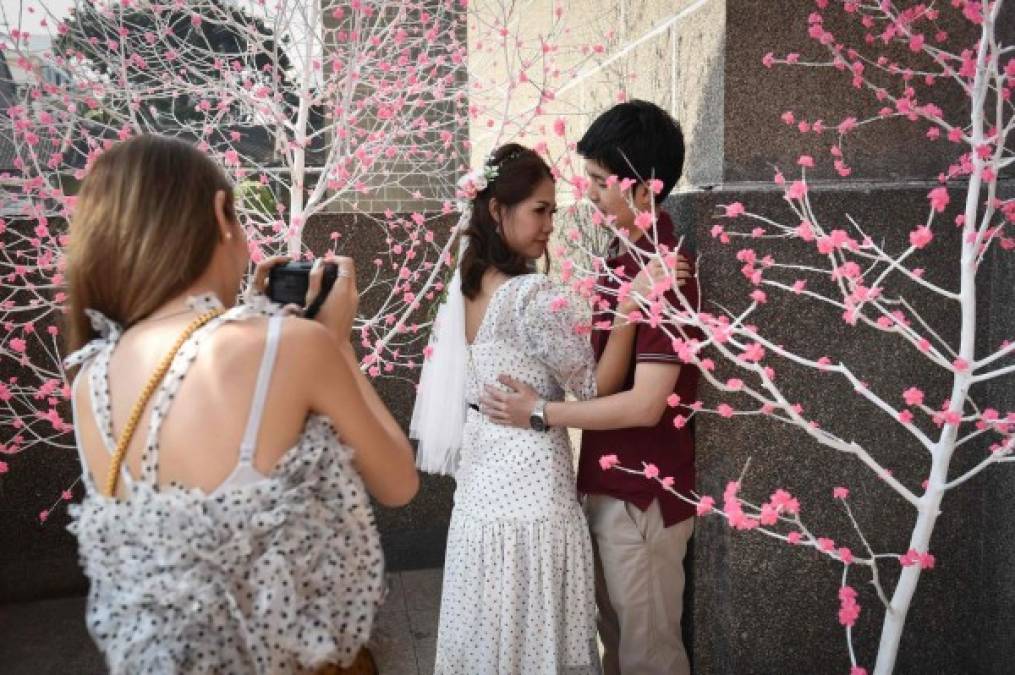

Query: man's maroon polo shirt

[577,211,701,527]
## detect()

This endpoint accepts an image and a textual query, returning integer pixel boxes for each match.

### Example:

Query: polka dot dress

[64,294,385,674]
[434,275,601,675]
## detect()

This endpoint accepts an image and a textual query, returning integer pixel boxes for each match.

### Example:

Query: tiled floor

[0,567,444,675]
[374,568,442,675]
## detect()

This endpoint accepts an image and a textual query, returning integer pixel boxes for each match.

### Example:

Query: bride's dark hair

[459,143,554,300]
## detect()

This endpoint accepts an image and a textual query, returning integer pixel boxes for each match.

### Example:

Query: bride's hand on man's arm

[481,375,540,428]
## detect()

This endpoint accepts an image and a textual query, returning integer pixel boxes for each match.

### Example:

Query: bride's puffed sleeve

[514,276,597,401]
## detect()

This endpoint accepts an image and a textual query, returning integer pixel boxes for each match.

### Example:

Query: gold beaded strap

[104,309,224,498]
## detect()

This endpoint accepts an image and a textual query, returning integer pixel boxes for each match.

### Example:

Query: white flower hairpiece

[455,162,499,210]
[454,150,527,213]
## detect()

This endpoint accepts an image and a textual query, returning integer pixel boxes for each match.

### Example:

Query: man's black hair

[577,99,685,203]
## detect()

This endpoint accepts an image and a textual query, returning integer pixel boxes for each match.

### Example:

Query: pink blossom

[781,111,795,125]
[0,460,7,474]
[901,549,936,569]
[818,537,836,552]
[898,410,915,424]
[838,585,861,627]
[787,180,808,200]
[697,496,715,515]
[750,289,767,304]
[903,387,924,406]
[39,510,48,523]
[797,155,815,168]
[740,342,765,363]
[648,179,664,195]
[839,547,854,565]
[726,378,744,391]
[909,226,933,248]
[952,358,969,372]
[928,187,950,213]
[762,52,775,68]
[769,489,800,514]
[549,296,569,312]
[963,2,984,24]
[660,476,675,489]
[9,338,26,353]
[643,463,660,479]
[796,221,815,241]
[833,486,850,500]
[837,117,858,134]
[851,668,868,675]
[787,531,802,544]
[673,415,688,429]
[634,211,654,230]
[724,202,745,218]
[717,404,735,418]
[599,454,619,470]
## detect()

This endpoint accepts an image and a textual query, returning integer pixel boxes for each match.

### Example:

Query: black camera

[267,261,338,319]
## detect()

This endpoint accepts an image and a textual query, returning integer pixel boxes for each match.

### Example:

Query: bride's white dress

[433,274,601,675]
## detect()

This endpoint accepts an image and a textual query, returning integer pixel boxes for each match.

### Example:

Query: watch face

[529,415,545,432]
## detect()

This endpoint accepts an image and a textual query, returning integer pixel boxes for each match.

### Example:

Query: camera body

[267,261,337,318]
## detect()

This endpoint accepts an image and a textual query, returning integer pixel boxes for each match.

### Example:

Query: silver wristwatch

[529,399,549,432]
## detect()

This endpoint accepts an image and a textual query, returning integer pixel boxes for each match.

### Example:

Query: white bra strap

[238,316,283,464]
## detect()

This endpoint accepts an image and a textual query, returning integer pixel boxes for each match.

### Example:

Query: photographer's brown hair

[64,135,236,355]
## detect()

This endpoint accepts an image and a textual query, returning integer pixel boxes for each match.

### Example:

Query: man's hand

[481,375,540,428]
[617,254,692,316]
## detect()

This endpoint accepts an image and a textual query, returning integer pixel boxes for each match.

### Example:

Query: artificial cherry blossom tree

[0,0,605,516]
[575,2,1013,673]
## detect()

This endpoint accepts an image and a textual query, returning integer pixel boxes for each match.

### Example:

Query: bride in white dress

[412,144,641,674]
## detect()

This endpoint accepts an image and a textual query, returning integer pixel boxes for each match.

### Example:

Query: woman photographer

[63,134,418,674]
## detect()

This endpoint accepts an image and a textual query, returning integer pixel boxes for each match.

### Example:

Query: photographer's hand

[308,255,358,341]
[251,255,291,296]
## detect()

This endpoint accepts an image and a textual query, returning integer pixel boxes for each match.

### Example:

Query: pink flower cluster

[899,549,936,569]
[838,585,861,627]
[723,481,759,531]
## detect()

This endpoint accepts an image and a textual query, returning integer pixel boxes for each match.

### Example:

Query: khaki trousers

[586,494,694,675]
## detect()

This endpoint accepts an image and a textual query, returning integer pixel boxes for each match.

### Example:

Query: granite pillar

[669,2,1015,673]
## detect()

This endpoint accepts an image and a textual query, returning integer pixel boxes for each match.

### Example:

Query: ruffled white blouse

[64,294,385,674]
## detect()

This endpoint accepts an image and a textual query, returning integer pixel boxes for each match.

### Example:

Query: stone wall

[673,2,1015,673]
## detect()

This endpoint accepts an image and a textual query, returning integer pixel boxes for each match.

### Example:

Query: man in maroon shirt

[481,100,699,674]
